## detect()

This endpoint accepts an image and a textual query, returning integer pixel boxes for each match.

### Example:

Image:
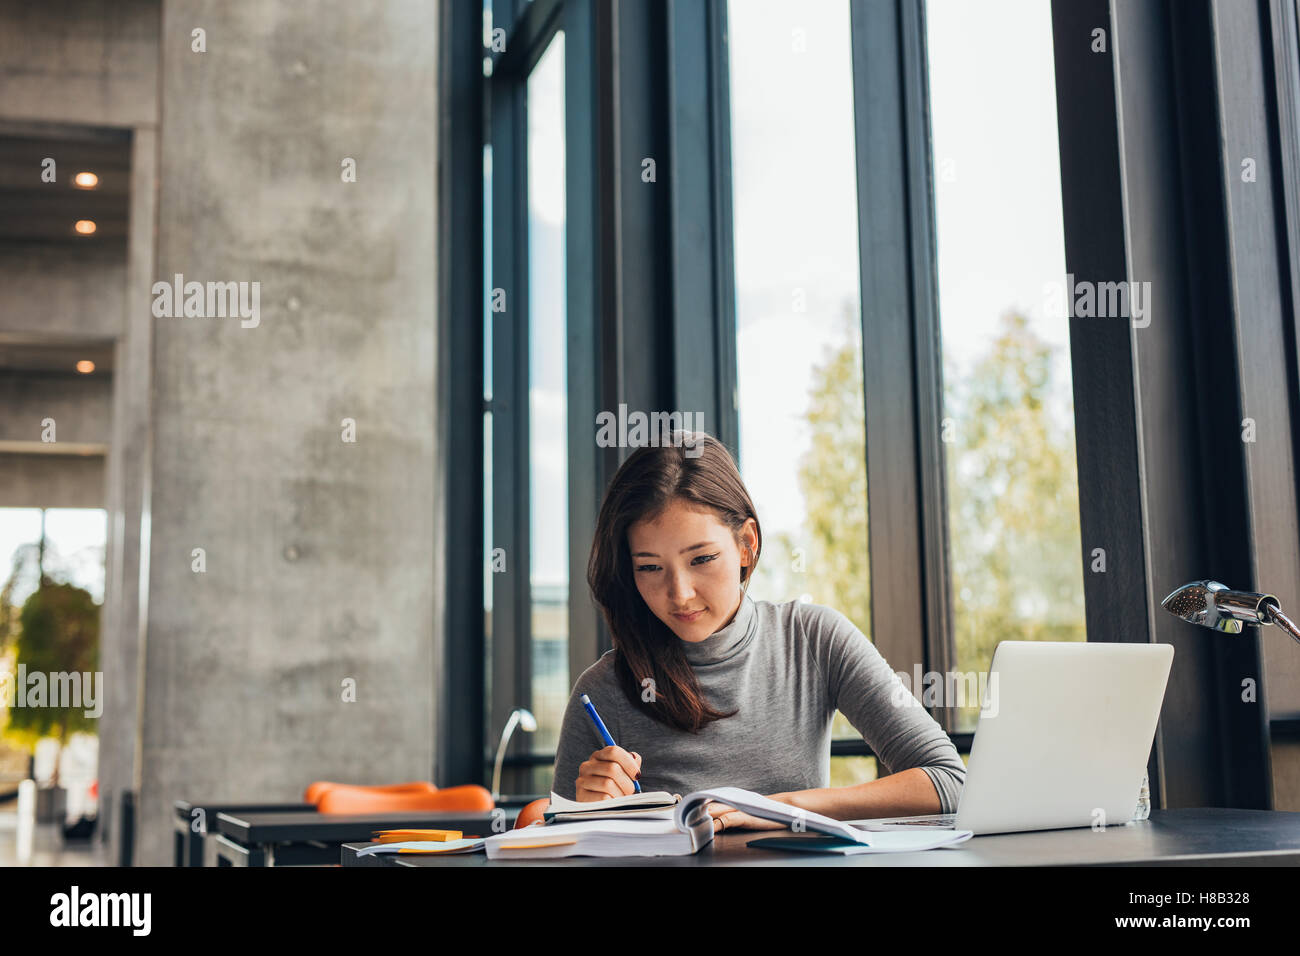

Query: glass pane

[483,406,493,745]
[483,141,493,753]
[926,0,1086,733]
[527,32,568,755]
[0,508,44,605]
[484,144,493,402]
[41,509,108,603]
[727,0,868,743]
[0,507,106,605]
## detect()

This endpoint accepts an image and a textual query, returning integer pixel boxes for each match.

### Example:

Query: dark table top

[174,800,313,819]
[339,808,1300,867]
[216,809,519,844]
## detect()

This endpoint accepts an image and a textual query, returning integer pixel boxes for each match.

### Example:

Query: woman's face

[627,499,757,643]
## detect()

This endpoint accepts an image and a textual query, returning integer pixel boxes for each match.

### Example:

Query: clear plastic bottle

[1131,769,1151,821]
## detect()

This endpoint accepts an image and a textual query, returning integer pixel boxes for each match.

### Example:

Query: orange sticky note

[372,828,462,843]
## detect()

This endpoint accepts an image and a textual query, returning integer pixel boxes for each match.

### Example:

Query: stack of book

[481,787,974,858]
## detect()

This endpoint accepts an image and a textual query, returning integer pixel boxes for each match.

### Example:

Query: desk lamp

[491,708,537,802]
[1161,580,1300,645]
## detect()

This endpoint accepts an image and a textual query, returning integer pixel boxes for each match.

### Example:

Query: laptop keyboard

[879,814,957,827]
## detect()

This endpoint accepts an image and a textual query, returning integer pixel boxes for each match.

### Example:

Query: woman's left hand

[707,793,799,833]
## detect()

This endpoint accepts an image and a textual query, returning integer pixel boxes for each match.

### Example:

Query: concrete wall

[0,0,441,865]
[0,242,127,340]
[98,129,156,864]
[132,0,440,864]
[0,0,156,862]
[0,244,121,518]
[0,453,105,508]
[0,0,160,128]
[0,239,121,517]
[0,373,113,444]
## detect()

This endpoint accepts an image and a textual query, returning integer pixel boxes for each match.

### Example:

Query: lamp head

[1161,580,1279,633]
[515,708,537,733]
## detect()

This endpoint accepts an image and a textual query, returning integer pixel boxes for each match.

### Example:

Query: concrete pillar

[132,0,440,865]
[99,125,158,866]
[0,0,162,863]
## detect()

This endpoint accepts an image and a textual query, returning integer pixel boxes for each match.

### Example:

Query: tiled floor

[0,809,111,866]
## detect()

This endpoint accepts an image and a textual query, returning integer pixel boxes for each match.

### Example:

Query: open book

[484,787,972,858]
[543,789,681,823]
[356,838,486,856]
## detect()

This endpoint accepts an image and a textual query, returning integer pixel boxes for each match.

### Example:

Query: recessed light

[73,172,99,189]
[76,360,95,374]
[74,220,96,235]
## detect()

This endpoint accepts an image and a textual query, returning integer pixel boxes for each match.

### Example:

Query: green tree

[5,582,100,785]
[747,303,872,634]
[755,302,871,764]
[1,533,101,786]
[0,542,32,651]
[945,311,1086,729]
[777,306,1085,744]
[747,302,869,631]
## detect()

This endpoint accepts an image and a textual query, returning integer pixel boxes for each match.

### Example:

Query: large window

[0,508,106,801]
[450,0,1300,815]
[470,0,1088,795]
[728,0,875,786]
[483,2,571,797]
[526,32,569,758]
[926,0,1086,733]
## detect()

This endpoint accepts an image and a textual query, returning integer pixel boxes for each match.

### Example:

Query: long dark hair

[586,431,763,733]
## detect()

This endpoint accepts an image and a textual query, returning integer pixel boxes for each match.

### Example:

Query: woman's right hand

[575,746,642,801]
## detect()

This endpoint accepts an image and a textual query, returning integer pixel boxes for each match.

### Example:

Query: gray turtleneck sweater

[550,590,967,814]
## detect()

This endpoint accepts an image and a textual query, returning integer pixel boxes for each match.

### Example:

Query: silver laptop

[857,640,1174,836]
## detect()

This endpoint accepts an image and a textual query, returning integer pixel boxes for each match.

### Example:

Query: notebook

[747,831,974,854]
[484,786,973,858]
[543,789,682,822]
[355,838,486,856]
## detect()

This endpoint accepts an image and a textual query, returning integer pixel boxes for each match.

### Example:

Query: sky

[0,508,107,605]
[526,34,569,594]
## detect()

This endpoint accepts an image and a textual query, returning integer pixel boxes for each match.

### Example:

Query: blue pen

[581,693,641,793]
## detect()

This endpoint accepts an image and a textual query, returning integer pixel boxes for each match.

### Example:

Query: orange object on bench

[304,781,437,805]
[513,797,550,829]
[315,783,494,816]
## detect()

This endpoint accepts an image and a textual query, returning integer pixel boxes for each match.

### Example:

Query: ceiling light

[76,360,95,374]
[73,171,99,189]
[74,220,96,235]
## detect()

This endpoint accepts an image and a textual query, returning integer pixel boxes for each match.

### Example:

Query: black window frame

[444,0,978,794]
[440,0,1300,807]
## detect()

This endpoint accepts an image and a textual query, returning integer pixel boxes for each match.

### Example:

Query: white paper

[545,789,680,814]
[355,838,485,856]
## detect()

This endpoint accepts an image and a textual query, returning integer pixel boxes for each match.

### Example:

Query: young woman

[551,432,966,832]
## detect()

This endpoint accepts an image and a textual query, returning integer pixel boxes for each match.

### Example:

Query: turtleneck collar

[679,588,757,666]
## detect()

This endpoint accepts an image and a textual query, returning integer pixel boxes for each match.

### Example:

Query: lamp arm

[491,712,521,802]
[1264,604,1300,646]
